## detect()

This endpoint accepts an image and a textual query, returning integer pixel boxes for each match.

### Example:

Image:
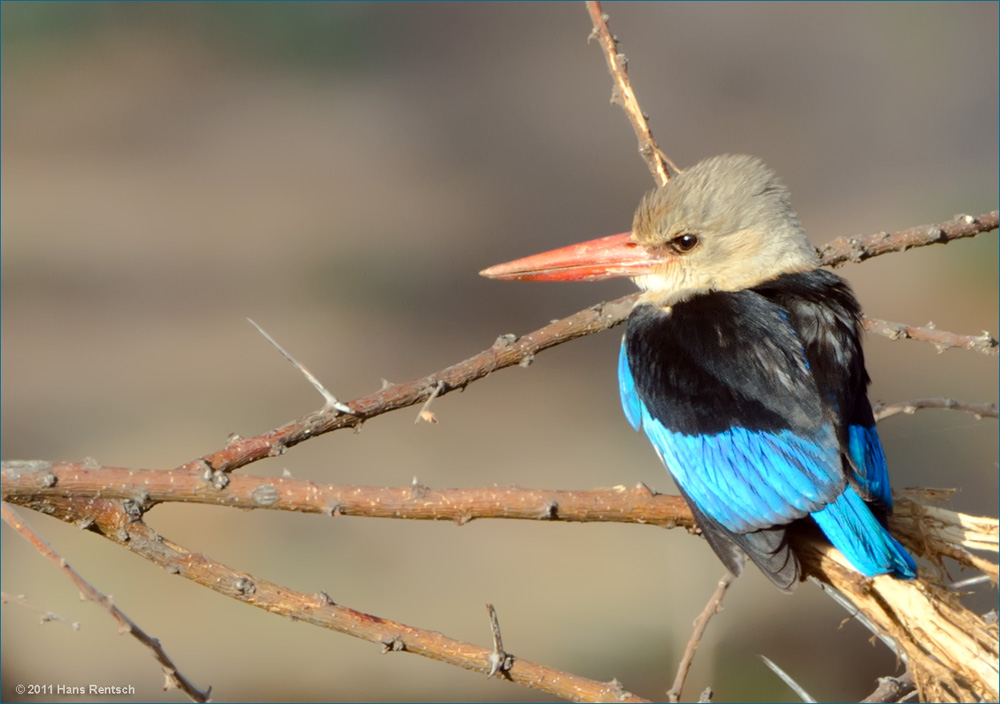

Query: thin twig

[667,573,733,703]
[819,211,998,267]
[30,495,649,704]
[585,1,677,186]
[186,296,637,475]
[760,655,818,703]
[863,317,998,356]
[0,591,79,630]
[0,502,211,703]
[873,398,998,422]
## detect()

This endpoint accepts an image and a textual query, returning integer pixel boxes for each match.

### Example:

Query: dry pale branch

[0,502,211,702]
[795,536,998,703]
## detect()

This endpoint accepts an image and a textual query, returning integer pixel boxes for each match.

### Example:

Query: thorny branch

[863,317,998,356]
[10,494,651,704]
[4,463,996,702]
[585,0,678,185]
[0,463,694,529]
[3,2,997,702]
[168,211,997,482]
[820,211,998,267]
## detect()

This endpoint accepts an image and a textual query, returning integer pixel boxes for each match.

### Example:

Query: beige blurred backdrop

[2,3,997,702]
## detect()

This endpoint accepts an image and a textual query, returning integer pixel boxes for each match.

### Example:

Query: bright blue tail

[811,486,916,578]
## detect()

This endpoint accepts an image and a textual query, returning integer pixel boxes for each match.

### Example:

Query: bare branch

[0,502,211,703]
[819,211,998,267]
[874,398,998,422]
[585,1,677,185]
[31,495,650,704]
[182,296,637,475]
[4,464,996,702]
[0,462,695,530]
[667,573,733,703]
[863,317,998,356]
[179,283,991,483]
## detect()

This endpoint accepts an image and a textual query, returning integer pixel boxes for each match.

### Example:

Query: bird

[480,154,917,590]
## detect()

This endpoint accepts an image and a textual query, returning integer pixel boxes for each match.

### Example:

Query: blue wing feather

[630,388,844,534]
[618,340,642,431]
[847,423,893,509]
[619,282,916,580]
[812,484,915,577]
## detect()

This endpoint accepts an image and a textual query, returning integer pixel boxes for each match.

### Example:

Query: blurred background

[2,2,997,702]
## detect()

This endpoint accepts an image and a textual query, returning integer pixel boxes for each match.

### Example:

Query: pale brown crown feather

[630,155,820,303]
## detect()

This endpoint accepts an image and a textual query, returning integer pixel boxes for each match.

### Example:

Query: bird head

[481,155,819,306]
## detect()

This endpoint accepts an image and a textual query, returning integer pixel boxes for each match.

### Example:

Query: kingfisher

[481,155,916,590]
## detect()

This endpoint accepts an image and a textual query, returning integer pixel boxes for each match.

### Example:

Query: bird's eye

[671,233,699,252]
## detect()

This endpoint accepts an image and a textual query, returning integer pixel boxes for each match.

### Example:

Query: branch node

[381,636,405,653]
[410,477,429,499]
[493,333,518,348]
[251,484,280,507]
[415,380,445,424]
[120,500,145,522]
[233,577,256,597]
[196,459,213,483]
[210,470,230,490]
[608,678,630,700]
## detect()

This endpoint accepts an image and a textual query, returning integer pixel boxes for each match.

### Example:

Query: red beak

[480,232,669,282]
